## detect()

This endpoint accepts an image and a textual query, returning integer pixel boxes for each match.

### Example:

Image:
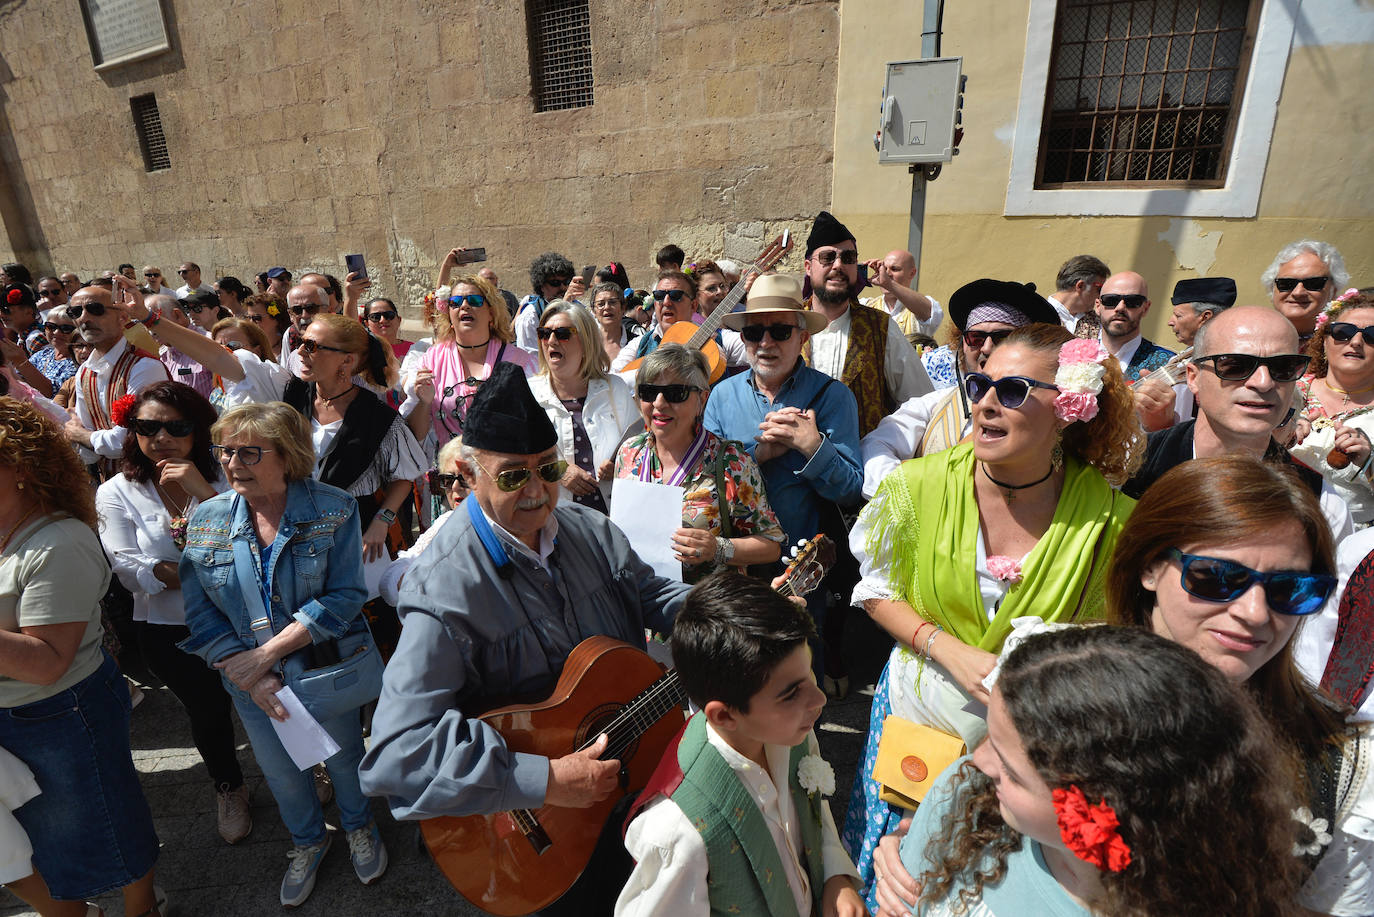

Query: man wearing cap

[860,279,1061,498]
[705,273,863,687]
[801,211,933,437]
[266,267,292,298]
[360,363,690,914]
[1167,276,1237,347]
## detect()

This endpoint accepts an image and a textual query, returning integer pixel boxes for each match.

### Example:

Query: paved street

[2,612,892,916]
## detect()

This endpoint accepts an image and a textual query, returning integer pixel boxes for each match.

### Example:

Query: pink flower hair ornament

[1319,289,1362,329]
[1053,339,1110,423]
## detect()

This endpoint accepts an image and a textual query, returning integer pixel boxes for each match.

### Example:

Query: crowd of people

[0,214,1370,917]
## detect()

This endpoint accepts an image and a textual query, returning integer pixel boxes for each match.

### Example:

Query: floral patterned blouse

[614,429,785,582]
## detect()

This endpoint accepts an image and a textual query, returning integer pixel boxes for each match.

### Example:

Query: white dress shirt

[860,387,969,498]
[617,724,857,917]
[74,337,171,458]
[808,307,934,403]
[174,281,216,300]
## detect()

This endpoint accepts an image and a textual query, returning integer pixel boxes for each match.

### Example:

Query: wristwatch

[375,508,397,526]
[714,536,736,565]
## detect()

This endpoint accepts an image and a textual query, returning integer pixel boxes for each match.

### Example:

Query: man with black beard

[801,211,932,438]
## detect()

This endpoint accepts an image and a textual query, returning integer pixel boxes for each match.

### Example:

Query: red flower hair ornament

[110,394,138,427]
[6,288,22,305]
[1052,785,1132,872]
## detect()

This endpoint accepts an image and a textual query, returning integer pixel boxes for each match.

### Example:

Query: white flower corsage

[1291,806,1333,857]
[797,754,835,798]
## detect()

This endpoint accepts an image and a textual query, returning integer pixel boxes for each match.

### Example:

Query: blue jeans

[0,652,159,900]
[227,681,371,847]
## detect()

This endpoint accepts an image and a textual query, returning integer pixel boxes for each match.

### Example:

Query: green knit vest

[669,714,828,917]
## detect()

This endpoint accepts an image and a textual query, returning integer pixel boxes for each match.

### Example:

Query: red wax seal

[900,755,928,783]
[1328,447,1353,469]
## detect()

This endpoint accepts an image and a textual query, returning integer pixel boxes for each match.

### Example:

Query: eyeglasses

[42,322,76,334]
[365,310,398,322]
[287,303,322,317]
[962,329,1014,349]
[1327,322,1374,346]
[66,301,107,319]
[297,338,350,355]
[448,295,486,308]
[177,269,192,276]
[545,278,569,289]
[811,249,859,267]
[38,288,63,298]
[963,371,1059,409]
[470,457,567,492]
[1164,548,1334,617]
[651,289,689,303]
[426,470,467,496]
[637,383,700,403]
[1273,276,1329,293]
[536,326,575,341]
[211,445,274,465]
[1191,353,1309,383]
[186,302,215,312]
[1099,293,1148,310]
[243,313,266,324]
[144,272,161,279]
[740,323,797,343]
[222,341,243,351]
[132,418,195,437]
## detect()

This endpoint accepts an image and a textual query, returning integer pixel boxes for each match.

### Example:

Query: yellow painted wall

[832,0,1374,346]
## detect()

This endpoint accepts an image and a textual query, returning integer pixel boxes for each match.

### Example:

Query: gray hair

[436,436,464,472]
[1261,240,1350,293]
[1184,300,1234,318]
[291,282,330,307]
[638,342,709,392]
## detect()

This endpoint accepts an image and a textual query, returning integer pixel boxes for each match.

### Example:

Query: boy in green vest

[616,572,866,917]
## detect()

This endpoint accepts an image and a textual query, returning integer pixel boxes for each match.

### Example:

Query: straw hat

[721,274,829,334]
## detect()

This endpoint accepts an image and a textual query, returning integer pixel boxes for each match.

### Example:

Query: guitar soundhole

[577,704,639,763]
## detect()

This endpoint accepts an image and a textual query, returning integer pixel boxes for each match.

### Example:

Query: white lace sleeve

[850,484,899,606]
[1299,727,1374,916]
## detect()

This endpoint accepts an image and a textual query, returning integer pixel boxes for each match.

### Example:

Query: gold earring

[16,480,23,490]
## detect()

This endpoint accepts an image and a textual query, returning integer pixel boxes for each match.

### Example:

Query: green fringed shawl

[866,443,1134,652]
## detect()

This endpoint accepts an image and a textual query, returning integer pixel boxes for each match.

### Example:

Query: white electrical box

[876,57,963,165]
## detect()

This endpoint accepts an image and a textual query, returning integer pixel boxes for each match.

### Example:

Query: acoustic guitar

[420,535,836,915]
[623,230,795,385]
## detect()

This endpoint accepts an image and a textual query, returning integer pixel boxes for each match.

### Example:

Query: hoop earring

[1050,433,1064,472]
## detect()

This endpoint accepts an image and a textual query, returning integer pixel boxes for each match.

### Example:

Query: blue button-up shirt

[703,362,863,548]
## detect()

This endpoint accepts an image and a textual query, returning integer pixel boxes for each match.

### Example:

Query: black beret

[1171,277,1237,307]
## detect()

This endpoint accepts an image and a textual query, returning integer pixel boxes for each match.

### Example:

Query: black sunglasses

[1191,353,1309,383]
[962,329,1014,349]
[1099,293,1148,310]
[38,288,63,298]
[243,313,266,323]
[1327,322,1374,346]
[471,457,567,492]
[812,249,859,266]
[1273,276,1329,293]
[964,371,1059,409]
[740,323,797,343]
[144,272,161,279]
[132,418,195,437]
[537,326,575,341]
[637,383,700,403]
[287,303,322,317]
[297,338,350,355]
[42,322,76,334]
[1165,548,1334,616]
[651,289,689,303]
[66,301,109,319]
[365,310,399,322]
[426,470,467,496]
[544,278,569,289]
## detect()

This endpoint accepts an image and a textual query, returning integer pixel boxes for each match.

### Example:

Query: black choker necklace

[316,383,355,403]
[982,463,1054,503]
[456,338,491,349]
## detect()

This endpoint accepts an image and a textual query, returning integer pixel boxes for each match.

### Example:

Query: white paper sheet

[362,554,386,600]
[270,686,342,771]
[610,478,685,583]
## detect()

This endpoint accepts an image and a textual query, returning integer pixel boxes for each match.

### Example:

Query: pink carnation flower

[1059,338,1108,364]
[1055,391,1100,423]
[987,555,1023,584]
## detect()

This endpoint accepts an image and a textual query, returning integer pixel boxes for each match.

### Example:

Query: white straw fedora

[721,274,829,334]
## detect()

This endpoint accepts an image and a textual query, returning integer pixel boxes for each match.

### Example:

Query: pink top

[421,338,536,444]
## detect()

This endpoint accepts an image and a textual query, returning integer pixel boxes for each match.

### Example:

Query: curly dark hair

[119,381,221,486]
[0,397,97,528]
[1106,455,1348,758]
[1000,323,1144,485]
[917,626,1305,917]
[243,292,291,339]
[1304,292,1374,378]
[528,252,575,295]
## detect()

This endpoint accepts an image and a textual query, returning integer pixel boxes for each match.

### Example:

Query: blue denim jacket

[178,478,367,674]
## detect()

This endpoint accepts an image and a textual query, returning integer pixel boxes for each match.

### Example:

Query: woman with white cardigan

[528,301,641,513]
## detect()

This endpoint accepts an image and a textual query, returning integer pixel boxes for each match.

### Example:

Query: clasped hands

[754,406,823,465]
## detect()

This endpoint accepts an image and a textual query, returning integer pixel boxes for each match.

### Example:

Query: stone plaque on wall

[80,0,171,70]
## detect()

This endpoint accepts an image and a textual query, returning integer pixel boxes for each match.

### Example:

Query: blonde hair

[434,274,514,344]
[210,316,274,361]
[536,301,610,381]
[309,312,397,388]
[436,435,464,473]
[212,402,316,482]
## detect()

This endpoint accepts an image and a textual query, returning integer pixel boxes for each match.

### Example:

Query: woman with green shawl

[841,323,1144,909]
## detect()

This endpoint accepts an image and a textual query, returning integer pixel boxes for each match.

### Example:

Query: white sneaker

[280,835,332,907]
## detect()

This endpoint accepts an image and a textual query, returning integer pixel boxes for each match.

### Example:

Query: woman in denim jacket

[178,402,387,907]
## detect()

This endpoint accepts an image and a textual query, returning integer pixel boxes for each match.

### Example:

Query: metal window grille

[130,93,170,172]
[528,0,593,112]
[1036,0,1259,187]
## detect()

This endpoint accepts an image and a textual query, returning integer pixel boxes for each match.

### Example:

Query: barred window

[1036,0,1259,188]
[130,93,170,172]
[527,0,593,112]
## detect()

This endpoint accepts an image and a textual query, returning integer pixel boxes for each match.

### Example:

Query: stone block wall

[0,0,838,317]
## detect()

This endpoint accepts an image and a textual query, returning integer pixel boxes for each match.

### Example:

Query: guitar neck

[578,669,685,759]
[686,273,752,349]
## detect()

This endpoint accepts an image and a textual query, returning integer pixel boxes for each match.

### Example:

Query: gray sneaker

[347,823,388,885]
[280,834,332,907]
